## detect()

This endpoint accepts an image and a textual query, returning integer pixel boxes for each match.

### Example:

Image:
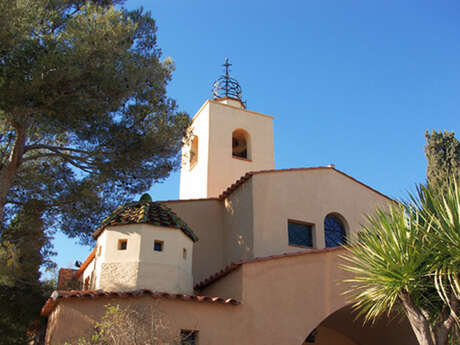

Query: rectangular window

[183,248,187,260]
[181,330,197,345]
[288,221,313,247]
[118,239,128,250]
[154,240,164,252]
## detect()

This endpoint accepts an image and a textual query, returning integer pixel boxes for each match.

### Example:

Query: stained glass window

[324,214,346,248]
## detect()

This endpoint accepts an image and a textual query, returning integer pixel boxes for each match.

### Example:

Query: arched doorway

[301,305,417,345]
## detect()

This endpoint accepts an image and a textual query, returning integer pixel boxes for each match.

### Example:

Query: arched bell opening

[232,129,251,160]
[301,305,417,345]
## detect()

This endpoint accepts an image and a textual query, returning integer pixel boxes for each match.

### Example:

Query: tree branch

[436,292,459,345]
[399,291,436,345]
[24,144,95,155]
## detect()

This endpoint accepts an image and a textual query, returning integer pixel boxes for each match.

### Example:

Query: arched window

[232,129,250,159]
[324,214,347,248]
[189,136,198,168]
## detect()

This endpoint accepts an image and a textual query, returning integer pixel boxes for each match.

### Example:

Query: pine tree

[0,0,190,242]
[0,199,54,345]
[425,130,460,190]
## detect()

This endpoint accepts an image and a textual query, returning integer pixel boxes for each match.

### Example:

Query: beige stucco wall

[250,169,391,257]
[222,178,255,265]
[46,249,417,345]
[164,199,224,284]
[207,100,275,198]
[171,168,392,284]
[94,224,193,293]
[179,102,210,199]
[180,100,275,200]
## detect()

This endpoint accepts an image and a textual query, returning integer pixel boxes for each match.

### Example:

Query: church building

[42,60,418,345]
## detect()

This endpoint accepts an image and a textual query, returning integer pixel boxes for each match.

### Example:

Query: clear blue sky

[51,1,460,271]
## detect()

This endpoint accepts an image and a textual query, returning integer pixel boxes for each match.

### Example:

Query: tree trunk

[0,124,27,226]
[399,292,436,345]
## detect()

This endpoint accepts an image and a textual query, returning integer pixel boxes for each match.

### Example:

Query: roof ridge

[218,166,393,202]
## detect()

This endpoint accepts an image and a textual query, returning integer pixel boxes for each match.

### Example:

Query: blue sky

[51,1,460,271]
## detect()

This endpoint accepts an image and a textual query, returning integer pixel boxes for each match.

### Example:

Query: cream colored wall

[46,249,417,345]
[164,199,224,283]
[250,169,391,257]
[179,102,210,199]
[81,258,95,289]
[201,266,243,300]
[137,225,193,294]
[207,100,275,197]
[179,100,275,200]
[222,178,255,265]
[95,224,193,293]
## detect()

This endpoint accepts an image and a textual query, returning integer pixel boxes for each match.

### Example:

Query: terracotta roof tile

[218,167,394,201]
[195,247,346,290]
[92,201,198,242]
[41,289,240,317]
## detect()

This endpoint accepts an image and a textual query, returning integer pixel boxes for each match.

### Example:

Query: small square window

[288,221,313,247]
[181,330,197,345]
[183,248,187,260]
[154,240,164,252]
[118,239,127,250]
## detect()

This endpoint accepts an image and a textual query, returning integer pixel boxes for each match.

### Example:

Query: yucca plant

[342,178,459,345]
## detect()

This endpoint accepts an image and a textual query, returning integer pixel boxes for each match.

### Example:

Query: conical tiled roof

[92,201,198,242]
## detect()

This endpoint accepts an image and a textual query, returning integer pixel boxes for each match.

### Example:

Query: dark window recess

[154,240,164,252]
[324,215,346,248]
[288,222,313,247]
[181,330,197,345]
[118,239,127,250]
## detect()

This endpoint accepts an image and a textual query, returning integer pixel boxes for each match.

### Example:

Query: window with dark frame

[288,221,313,247]
[117,239,127,250]
[154,240,164,252]
[181,330,197,345]
[324,214,346,248]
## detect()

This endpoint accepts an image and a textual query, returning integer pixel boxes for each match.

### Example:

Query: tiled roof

[218,167,394,201]
[41,289,240,317]
[92,201,198,242]
[195,247,346,290]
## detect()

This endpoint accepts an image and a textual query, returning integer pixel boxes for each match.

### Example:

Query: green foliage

[342,179,459,345]
[0,284,52,345]
[0,199,55,285]
[0,0,190,243]
[425,130,460,192]
[0,199,56,345]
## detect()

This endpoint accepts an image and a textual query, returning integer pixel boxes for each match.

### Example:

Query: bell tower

[179,59,275,199]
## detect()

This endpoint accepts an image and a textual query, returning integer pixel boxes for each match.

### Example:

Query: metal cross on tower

[212,58,246,107]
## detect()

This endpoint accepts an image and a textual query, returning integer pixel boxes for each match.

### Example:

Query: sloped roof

[41,290,240,317]
[92,201,198,242]
[218,167,394,201]
[195,247,346,290]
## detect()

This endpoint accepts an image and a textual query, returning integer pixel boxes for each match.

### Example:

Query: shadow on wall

[224,190,253,262]
[301,305,418,345]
